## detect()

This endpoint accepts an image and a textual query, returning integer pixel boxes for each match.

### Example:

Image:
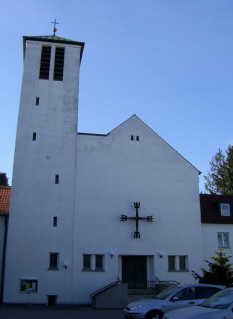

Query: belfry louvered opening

[39,46,51,79]
[53,47,65,81]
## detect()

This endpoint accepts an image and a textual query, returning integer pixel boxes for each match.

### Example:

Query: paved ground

[0,305,124,319]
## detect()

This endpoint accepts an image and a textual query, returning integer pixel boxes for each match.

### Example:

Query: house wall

[73,115,203,304]
[202,224,233,265]
[0,216,6,299]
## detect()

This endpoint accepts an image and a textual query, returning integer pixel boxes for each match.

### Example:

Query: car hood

[165,305,225,319]
[126,298,164,308]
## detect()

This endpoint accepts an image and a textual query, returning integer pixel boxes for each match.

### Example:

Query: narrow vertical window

[55,175,59,184]
[136,136,140,141]
[39,46,51,79]
[48,253,59,270]
[168,256,175,270]
[95,255,103,270]
[53,216,57,227]
[53,47,65,81]
[32,132,36,141]
[83,255,91,270]
[36,97,40,105]
[131,135,134,141]
[179,256,187,270]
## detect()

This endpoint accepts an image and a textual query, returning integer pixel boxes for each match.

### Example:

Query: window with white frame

[218,232,230,248]
[168,255,188,271]
[220,203,231,216]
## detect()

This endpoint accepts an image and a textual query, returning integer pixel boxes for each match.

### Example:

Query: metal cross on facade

[121,202,153,238]
[51,19,59,36]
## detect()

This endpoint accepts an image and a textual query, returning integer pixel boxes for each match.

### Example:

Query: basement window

[39,46,51,79]
[53,47,65,81]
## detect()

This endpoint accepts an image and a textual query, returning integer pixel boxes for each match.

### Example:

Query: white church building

[3,32,204,306]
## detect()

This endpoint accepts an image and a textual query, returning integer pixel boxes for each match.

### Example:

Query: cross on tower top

[51,19,59,36]
[121,202,153,238]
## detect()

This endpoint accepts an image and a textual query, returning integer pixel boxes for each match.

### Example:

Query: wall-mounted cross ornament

[121,202,153,239]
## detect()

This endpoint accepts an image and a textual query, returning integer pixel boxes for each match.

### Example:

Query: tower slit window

[55,175,59,184]
[32,132,37,141]
[53,47,65,81]
[39,46,51,79]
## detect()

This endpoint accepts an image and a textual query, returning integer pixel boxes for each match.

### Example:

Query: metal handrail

[90,279,122,299]
[90,279,179,299]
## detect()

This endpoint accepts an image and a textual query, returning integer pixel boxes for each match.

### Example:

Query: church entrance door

[122,256,147,288]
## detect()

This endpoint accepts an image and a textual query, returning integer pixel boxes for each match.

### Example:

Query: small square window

[48,253,59,270]
[32,132,36,141]
[218,232,230,248]
[55,175,59,184]
[220,203,231,216]
[36,97,40,105]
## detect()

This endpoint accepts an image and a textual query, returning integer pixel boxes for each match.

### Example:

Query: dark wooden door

[122,256,147,288]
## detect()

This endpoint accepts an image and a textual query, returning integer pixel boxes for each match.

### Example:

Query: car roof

[176,284,225,288]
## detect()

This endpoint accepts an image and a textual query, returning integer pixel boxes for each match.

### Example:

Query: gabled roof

[0,187,11,215]
[200,194,233,224]
[110,114,201,174]
[23,35,85,60]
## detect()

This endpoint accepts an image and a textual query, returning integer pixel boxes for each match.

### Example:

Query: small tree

[191,249,233,286]
[204,145,233,195]
[0,172,9,186]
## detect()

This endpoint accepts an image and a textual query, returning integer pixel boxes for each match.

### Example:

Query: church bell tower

[4,27,85,304]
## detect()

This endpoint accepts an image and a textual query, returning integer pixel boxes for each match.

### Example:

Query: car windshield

[200,289,233,310]
[154,286,180,300]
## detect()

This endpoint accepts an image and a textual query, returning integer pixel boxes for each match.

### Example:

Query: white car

[123,284,225,319]
[163,287,233,319]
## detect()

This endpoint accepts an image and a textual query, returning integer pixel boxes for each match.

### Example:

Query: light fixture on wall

[63,262,68,269]
[109,251,114,259]
[158,252,164,258]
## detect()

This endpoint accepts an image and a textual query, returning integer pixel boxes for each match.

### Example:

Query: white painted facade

[202,224,233,262]
[4,35,204,305]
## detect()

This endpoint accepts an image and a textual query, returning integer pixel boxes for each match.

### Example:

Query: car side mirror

[172,297,179,301]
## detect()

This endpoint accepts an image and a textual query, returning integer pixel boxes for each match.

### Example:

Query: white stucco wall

[4,37,204,306]
[4,39,82,304]
[202,223,233,266]
[73,115,203,304]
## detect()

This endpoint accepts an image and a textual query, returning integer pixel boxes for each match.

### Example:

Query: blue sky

[1,0,233,192]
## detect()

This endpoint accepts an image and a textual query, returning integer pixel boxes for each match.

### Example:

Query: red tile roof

[200,194,233,224]
[0,187,11,215]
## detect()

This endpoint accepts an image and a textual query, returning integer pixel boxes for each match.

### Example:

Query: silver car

[163,287,233,319]
[123,284,225,319]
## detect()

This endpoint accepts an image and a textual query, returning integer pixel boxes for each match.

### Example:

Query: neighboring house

[3,33,204,306]
[200,194,233,263]
[0,186,10,303]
